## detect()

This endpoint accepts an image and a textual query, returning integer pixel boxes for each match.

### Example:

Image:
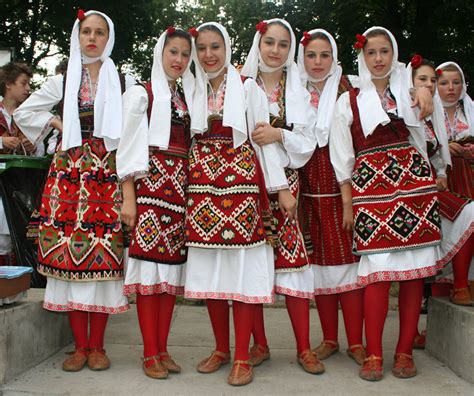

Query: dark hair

[0,62,32,96]
[267,20,291,36]
[79,12,109,33]
[55,59,68,75]
[164,29,192,49]
[365,29,393,49]
[411,58,436,80]
[197,24,225,42]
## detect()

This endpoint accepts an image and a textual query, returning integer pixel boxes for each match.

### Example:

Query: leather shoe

[313,340,339,360]
[359,355,383,381]
[159,352,181,373]
[450,287,472,306]
[413,330,426,350]
[87,349,110,371]
[297,349,325,374]
[227,360,253,386]
[347,344,366,365]
[143,355,168,379]
[62,348,88,372]
[197,350,230,373]
[249,344,270,367]
[392,353,417,378]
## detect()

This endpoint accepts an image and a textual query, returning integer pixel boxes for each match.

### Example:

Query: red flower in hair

[189,27,199,38]
[256,21,268,35]
[77,9,86,21]
[436,69,443,76]
[353,34,367,51]
[411,54,423,69]
[301,31,312,47]
[167,26,176,36]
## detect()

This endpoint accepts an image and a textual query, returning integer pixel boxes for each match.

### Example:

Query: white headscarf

[148,29,195,148]
[407,61,451,166]
[190,22,247,148]
[62,10,123,151]
[436,61,474,135]
[356,26,419,137]
[240,18,309,126]
[297,28,342,147]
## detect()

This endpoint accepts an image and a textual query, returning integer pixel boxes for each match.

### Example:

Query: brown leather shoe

[249,344,270,367]
[159,352,181,373]
[313,340,339,360]
[87,349,110,371]
[450,287,472,306]
[143,355,168,379]
[197,350,231,373]
[62,348,88,372]
[347,344,367,365]
[359,355,383,381]
[392,353,417,378]
[413,330,426,350]
[227,360,253,386]
[297,349,325,374]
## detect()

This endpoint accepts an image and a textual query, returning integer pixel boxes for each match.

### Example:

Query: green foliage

[0,0,472,92]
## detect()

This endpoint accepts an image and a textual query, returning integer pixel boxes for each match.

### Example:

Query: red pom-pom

[411,54,423,69]
[301,31,312,47]
[256,21,268,35]
[166,26,176,36]
[436,69,443,76]
[353,34,367,51]
[189,27,199,38]
[77,9,86,21]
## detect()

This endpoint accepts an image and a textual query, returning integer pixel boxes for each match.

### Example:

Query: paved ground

[1,303,473,395]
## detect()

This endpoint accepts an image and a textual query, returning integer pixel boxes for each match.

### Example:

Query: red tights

[315,288,364,347]
[252,296,311,353]
[365,279,423,357]
[206,299,256,361]
[68,310,109,353]
[452,234,473,289]
[136,293,177,361]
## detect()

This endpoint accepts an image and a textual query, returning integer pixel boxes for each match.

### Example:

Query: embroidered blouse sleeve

[329,92,355,184]
[13,74,63,145]
[116,84,149,182]
[280,94,317,169]
[245,79,289,192]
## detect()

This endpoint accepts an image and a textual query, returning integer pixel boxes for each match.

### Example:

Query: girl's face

[363,35,393,78]
[259,23,291,69]
[162,37,191,81]
[5,73,31,103]
[304,38,333,80]
[195,30,226,74]
[79,14,109,58]
[413,65,437,97]
[437,70,463,103]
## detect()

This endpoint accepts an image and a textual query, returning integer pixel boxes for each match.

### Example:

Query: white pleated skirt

[43,278,129,314]
[312,262,363,295]
[184,244,274,303]
[123,257,186,296]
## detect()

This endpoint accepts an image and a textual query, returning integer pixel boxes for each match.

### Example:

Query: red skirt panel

[448,155,474,200]
[301,146,359,266]
[38,137,124,281]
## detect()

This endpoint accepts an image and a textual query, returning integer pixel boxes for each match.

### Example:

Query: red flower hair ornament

[166,26,176,36]
[77,9,86,21]
[410,54,423,69]
[300,31,312,47]
[353,34,367,51]
[256,21,268,35]
[436,69,443,76]
[188,27,199,38]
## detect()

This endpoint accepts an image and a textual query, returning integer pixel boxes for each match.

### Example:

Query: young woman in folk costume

[241,19,325,375]
[117,27,194,379]
[184,22,289,386]
[14,10,135,372]
[329,27,442,381]
[407,56,474,348]
[435,61,474,306]
[296,29,365,366]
